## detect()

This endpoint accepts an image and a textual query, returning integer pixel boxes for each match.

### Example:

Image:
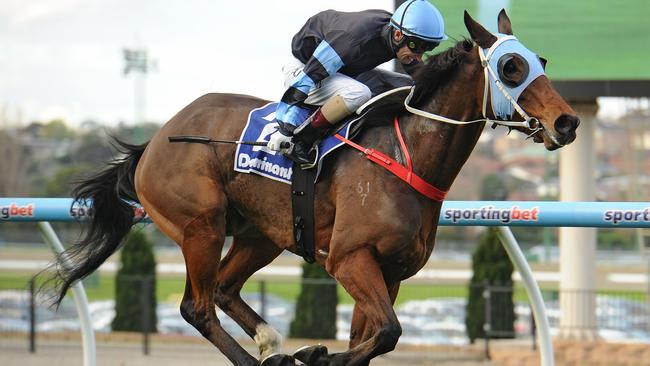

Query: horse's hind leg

[215,235,284,359]
[179,211,258,366]
[326,248,401,366]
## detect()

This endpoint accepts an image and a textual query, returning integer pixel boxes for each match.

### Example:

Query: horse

[50,10,579,366]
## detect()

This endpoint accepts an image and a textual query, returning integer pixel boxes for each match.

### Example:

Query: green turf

[0,272,471,305]
[242,280,469,305]
[2,272,646,306]
[432,0,650,79]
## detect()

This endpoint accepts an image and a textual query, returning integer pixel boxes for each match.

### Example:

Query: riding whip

[168,135,266,146]
[168,135,291,149]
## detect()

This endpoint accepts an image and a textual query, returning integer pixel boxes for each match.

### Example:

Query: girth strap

[291,163,317,263]
[334,117,448,202]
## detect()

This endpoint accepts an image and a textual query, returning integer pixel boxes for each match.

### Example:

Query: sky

[0,0,392,127]
[0,0,643,128]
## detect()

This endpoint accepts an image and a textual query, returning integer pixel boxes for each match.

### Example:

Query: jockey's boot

[291,96,351,165]
[291,108,330,164]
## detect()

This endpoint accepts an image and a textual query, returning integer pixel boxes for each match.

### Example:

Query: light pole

[123,47,155,143]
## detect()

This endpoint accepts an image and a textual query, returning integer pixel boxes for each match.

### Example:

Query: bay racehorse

[50,10,578,366]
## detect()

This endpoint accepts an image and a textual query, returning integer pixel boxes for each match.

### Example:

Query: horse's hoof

[293,344,328,365]
[261,353,296,366]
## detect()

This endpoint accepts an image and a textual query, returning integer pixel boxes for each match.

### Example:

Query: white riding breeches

[282,58,372,112]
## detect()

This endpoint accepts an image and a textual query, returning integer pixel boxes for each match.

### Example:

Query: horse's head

[464,10,579,150]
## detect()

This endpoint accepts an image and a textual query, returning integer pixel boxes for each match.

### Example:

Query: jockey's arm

[275,40,345,127]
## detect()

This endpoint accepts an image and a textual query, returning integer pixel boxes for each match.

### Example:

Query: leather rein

[335,38,547,202]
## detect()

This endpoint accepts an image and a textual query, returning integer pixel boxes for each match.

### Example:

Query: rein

[335,38,549,201]
[403,36,542,137]
[334,117,448,202]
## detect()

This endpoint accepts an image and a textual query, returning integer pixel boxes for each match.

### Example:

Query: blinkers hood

[483,34,546,120]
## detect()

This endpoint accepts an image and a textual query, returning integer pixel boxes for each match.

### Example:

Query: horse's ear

[497,9,513,35]
[464,10,497,49]
[539,56,548,70]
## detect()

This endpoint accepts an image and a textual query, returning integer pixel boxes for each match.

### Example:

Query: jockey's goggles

[405,36,439,54]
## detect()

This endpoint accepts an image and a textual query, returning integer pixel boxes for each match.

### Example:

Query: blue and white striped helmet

[391,0,447,42]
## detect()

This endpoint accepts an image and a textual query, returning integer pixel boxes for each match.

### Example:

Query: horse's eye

[504,58,517,73]
[497,53,530,87]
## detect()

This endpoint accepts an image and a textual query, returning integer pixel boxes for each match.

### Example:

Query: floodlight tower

[123,47,155,143]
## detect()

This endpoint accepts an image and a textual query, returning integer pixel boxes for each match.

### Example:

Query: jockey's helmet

[390,0,447,53]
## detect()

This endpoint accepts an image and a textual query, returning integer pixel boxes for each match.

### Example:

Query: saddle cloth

[234,102,362,184]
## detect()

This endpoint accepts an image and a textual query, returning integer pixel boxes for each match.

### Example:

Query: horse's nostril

[555,114,580,135]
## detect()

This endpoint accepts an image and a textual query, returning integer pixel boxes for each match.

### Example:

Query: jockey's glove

[267,127,293,153]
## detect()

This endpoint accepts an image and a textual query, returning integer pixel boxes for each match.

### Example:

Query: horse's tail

[51,138,148,306]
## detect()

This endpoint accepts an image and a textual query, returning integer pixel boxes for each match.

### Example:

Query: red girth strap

[334,117,448,201]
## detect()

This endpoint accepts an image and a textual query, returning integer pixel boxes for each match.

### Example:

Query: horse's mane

[362,39,474,125]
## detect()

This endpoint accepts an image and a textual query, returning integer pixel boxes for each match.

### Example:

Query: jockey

[268,0,447,164]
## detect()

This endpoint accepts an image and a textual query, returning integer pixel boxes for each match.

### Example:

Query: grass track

[1,271,645,306]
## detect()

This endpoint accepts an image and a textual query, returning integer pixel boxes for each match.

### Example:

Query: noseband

[404,35,546,136]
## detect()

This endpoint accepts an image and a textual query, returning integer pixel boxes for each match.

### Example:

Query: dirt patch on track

[491,340,650,366]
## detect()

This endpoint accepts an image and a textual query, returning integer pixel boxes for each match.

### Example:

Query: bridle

[404,35,546,139]
[340,36,552,202]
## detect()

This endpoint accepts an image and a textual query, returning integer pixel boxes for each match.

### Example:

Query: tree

[480,173,507,201]
[0,130,31,196]
[465,227,515,343]
[465,173,514,343]
[289,262,338,339]
[41,119,76,139]
[71,131,114,166]
[42,166,89,197]
[112,229,157,332]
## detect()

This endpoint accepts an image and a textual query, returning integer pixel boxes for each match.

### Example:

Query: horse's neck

[403,73,485,192]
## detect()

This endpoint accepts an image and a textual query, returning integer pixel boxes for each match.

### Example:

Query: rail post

[482,281,491,360]
[29,277,36,353]
[141,276,151,356]
[36,222,96,366]
[496,226,554,366]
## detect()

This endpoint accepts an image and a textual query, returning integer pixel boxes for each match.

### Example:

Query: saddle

[234,87,412,262]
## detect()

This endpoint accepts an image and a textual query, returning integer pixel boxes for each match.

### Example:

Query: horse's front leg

[349,281,401,350]
[325,247,402,366]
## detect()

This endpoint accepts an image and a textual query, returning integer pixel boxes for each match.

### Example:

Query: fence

[2,276,649,356]
[2,198,650,366]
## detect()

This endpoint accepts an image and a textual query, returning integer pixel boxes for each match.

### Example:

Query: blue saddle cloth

[234,102,361,184]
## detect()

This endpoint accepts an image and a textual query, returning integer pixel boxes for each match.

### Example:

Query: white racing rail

[2,198,650,366]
